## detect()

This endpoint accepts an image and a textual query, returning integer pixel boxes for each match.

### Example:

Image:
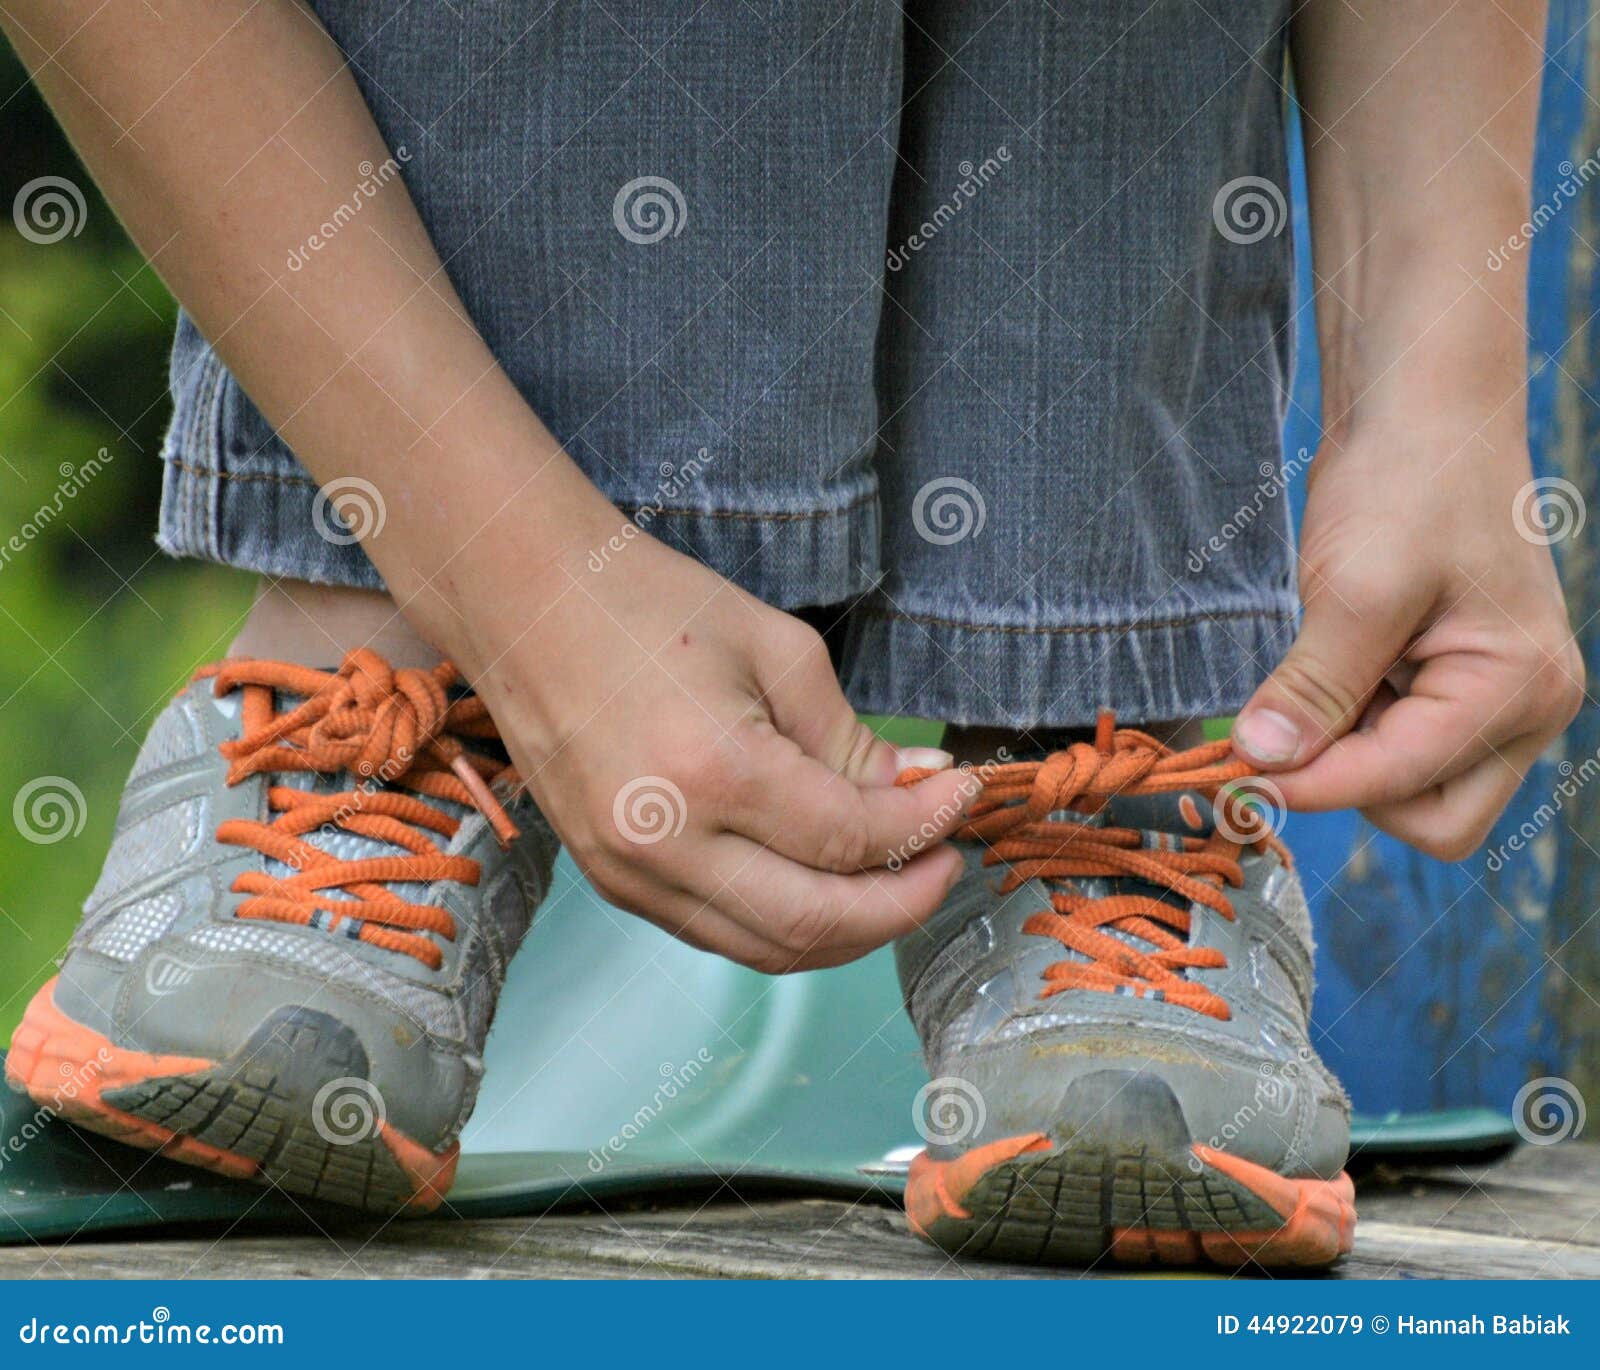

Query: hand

[1231,422,1584,861]
[439,524,974,973]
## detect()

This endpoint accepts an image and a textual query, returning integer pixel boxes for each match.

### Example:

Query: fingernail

[896,746,954,772]
[1234,709,1302,764]
[942,850,967,893]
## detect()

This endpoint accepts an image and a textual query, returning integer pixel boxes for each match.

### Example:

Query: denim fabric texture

[159,0,1299,728]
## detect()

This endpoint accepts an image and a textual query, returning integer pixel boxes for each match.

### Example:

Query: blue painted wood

[1282,2,1593,1116]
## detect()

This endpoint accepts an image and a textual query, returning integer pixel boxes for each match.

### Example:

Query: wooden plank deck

[3,1143,1594,1280]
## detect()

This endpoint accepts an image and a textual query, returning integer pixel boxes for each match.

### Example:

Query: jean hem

[158,420,884,608]
[840,601,1297,728]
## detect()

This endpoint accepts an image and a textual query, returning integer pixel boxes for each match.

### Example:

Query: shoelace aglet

[1094,708,1116,755]
[449,753,521,848]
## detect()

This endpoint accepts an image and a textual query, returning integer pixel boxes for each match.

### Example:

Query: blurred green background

[0,41,253,1038]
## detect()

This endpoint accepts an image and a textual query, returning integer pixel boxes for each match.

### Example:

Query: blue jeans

[159,0,1298,728]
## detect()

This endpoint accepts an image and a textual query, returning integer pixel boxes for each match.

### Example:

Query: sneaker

[6,649,558,1215]
[896,714,1355,1268]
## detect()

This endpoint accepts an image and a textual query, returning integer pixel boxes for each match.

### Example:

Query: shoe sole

[5,977,457,1216]
[906,1133,1356,1269]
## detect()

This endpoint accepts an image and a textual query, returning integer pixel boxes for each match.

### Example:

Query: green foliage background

[0,42,252,1040]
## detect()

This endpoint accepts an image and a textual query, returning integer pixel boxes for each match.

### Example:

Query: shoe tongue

[1006,750,1215,971]
[1100,789,1215,840]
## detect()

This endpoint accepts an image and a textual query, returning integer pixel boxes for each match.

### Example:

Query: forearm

[1292,1,1546,443]
[0,0,618,651]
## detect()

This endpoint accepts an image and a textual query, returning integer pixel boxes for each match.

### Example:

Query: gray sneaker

[6,650,557,1215]
[897,722,1355,1268]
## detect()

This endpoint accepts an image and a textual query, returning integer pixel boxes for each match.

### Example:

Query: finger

[1267,658,1538,812]
[1233,568,1427,770]
[601,833,965,972]
[716,735,977,872]
[575,859,792,970]
[757,619,951,786]
[1358,730,1545,862]
[702,831,967,956]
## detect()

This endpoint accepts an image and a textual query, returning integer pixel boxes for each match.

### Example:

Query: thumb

[1234,580,1416,771]
[761,625,951,786]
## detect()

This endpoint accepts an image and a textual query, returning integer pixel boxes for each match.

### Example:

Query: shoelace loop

[207,649,520,969]
[900,711,1286,1022]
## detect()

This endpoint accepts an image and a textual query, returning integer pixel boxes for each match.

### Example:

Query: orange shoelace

[899,711,1286,1021]
[206,649,520,970]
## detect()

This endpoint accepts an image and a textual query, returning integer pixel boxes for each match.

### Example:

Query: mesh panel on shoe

[85,797,206,913]
[126,696,205,784]
[85,891,184,961]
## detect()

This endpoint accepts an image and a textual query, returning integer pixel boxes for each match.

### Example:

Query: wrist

[362,429,627,671]
[1317,287,1528,448]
